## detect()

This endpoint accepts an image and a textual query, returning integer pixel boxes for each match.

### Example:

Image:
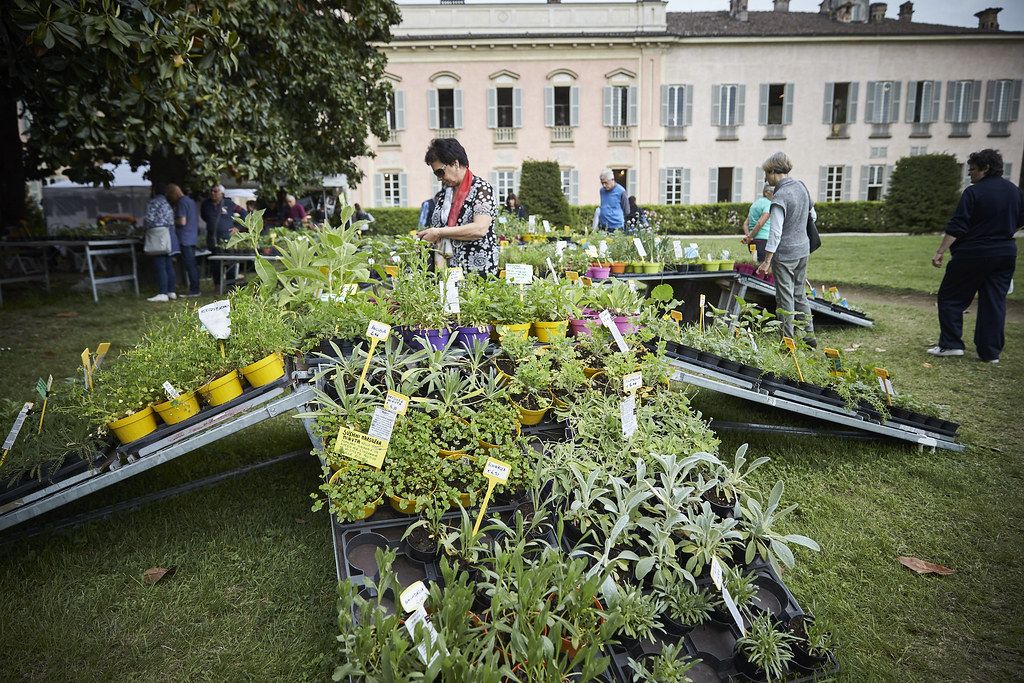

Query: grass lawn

[1,237,1022,681]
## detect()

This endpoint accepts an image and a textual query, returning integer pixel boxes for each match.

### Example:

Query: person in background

[200,184,246,287]
[625,195,649,233]
[598,168,629,231]
[742,184,774,263]
[928,148,1022,363]
[144,184,179,303]
[245,199,258,214]
[418,198,435,228]
[757,151,816,348]
[353,203,375,226]
[503,192,526,219]
[165,184,201,297]
[284,194,308,227]
[417,137,498,275]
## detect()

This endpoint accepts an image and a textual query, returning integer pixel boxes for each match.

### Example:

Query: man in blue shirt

[598,168,629,231]
[200,184,247,287]
[167,184,201,297]
[929,149,1023,363]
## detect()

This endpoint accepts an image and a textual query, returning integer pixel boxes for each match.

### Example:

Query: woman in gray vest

[756,152,817,347]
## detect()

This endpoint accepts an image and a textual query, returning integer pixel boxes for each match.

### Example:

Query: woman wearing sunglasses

[417,138,499,275]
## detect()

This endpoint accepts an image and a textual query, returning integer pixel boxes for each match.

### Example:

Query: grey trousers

[771,256,814,339]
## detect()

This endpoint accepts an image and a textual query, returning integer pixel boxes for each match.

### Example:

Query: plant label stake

[162,381,180,400]
[782,337,804,382]
[443,272,461,314]
[632,237,648,260]
[404,604,446,666]
[619,393,637,438]
[698,294,706,333]
[81,349,93,390]
[565,270,579,281]
[581,276,593,287]
[385,390,410,415]
[473,457,512,534]
[828,286,840,302]
[542,219,551,233]
[1,401,33,466]
[333,426,389,469]
[555,241,567,257]
[400,581,430,612]
[673,240,683,260]
[36,375,52,433]
[824,348,843,376]
[599,240,608,257]
[368,407,398,442]
[198,300,231,358]
[748,242,757,254]
[598,310,630,354]
[357,321,391,394]
[384,265,398,278]
[874,367,895,405]
[528,215,537,233]
[710,558,746,634]
[506,263,533,286]
[627,279,636,293]
[93,342,111,371]
[670,310,683,324]
[546,258,559,283]
[622,371,643,394]
[585,245,599,259]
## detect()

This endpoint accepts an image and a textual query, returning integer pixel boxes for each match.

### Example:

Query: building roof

[664,11,1009,38]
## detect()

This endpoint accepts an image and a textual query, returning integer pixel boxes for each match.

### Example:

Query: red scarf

[447,169,474,227]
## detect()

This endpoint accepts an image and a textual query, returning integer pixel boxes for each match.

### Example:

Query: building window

[866,81,900,124]
[908,80,940,123]
[661,168,690,205]
[714,84,744,127]
[493,170,517,204]
[709,167,743,203]
[824,166,844,202]
[387,91,404,131]
[870,146,887,159]
[554,87,571,126]
[825,82,858,125]
[437,89,455,129]
[985,79,1021,136]
[606,86,629,126]
[546,84,579,131]
[946,79,981,136]
[496,88,513,128]
[865,165,885,201]
[765,83,786,125]
[662,85,691,132]
[375,172,406,208]
[560,169,579,205]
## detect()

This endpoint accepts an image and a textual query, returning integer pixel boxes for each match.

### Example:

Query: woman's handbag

[144,226,172,255]
[801,182,822,253]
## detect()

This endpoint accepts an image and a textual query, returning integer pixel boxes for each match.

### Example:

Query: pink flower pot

[613,315,637,335]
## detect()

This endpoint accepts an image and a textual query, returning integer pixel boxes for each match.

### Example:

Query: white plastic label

[599,240,608,256]
[598,310,630,354]
[623,372,643,393]
[162,381,180,400]
[685,243,699,259]
[555,241,567,257]
[542,219,551,233]
[528,215,537,233]
[3,402,33,451]
[546,258,558,282]
[384,390,410,415]
[878,377,896,396]
[198,300,231,340]
[447,267,464,283]
[368,407,397,442]
[673,241,683,259]
[505,263,533,285]
[620,394,637,438]
[633,237,648,259]
[498,216,507,225]
[366,320,391,341]
[585,245,599,258]
[400,581,430,612]
[627,280,637,292]
[404,605,445,665]
[483,457,511,483]
[710,557,724,589]
[722,586,747,635]
[444,275,460,314]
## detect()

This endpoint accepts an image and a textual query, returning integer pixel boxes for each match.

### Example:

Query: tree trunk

[0,83,26,232]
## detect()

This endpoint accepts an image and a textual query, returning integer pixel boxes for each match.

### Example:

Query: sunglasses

[432,165,447,179]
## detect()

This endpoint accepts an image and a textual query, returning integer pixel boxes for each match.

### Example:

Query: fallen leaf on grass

[874,348,886,353]
[898,556,954,576]
[143,567,176,585]
[55,311,78,318]
[922,363,933,369]
[294,517,308,524]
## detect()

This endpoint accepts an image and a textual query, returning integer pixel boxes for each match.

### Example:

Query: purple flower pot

[585,265,611,279]
[568,318,594,337]
[455,325,493,350]
[404,327,452,351]
[613,315,637,335]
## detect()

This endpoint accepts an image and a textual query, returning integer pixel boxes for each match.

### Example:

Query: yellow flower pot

[107,405,159,445]
[704,261,721,272]
[478,422,521,449]
[352,497,382,521]
[152,391,201,426]
[514,401,549,426]
[533,320,568,343]
[389,494,420,515]
[198,371,244,406]
[583,366,602,379]
[241,352,286,387]
[495,323,531,340]
[438,448,469,459]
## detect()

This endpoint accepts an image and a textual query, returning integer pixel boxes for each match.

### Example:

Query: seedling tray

[0,446,111,510]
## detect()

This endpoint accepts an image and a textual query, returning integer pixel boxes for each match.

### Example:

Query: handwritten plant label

[527,215,537,233]
[627,280,637,293]
[334,426,388,469]
[366,320,391,342]
[162,381,180,400]
[368,407,398,442]
[599,240,608,256]
[443,274,460,314]
[400,581,430,612]
[581,276,593,287]
[585,245,599,258]
[782,337,796,352]
[198,300,231,339]
[3,402,33,451]
[673,241,683,259]
[632,237,647,259]
[623,372,643,393]
[384,265,399,278]
[874,367,895,401]
[620,394,637,438]
[448,267,464,282]
[483,457,511,483]
[385,390,410,415]
[505,264,533,285]
[685,243,699,259]
[670,310,683,323]
[565,271,579,281]
[555,240,567,257]
[542,219,551,233]
[710,557,724,589]
[598,310,630,354]
[404,604,446,665]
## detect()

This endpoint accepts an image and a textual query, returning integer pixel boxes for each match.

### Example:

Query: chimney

[729,0,748,21]
[774,0,790,11]
[833,2,854,22]
[974,7,1001,30]
[869,3,886,22]
[898,1,913,22]
[819,0,830,15]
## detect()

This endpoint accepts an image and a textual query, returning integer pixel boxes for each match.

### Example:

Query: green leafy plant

[736,613,800,682]
[627,643,698,683]
[740,479,821,572]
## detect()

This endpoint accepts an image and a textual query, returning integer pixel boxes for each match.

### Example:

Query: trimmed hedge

[518,160,573,227]
[885,154,961,235]
[373,200,894,236]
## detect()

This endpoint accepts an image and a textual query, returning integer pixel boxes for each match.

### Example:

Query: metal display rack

[0,378,316,532]
[666,357,963,452]
[729,272,874,328]
[0,238,141,304]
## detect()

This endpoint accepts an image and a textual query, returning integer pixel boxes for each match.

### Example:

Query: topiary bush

[365,207,421,235]
[518,159,572,227]
[885,153,962,234]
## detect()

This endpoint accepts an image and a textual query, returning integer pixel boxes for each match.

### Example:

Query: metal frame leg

[42,247,50,294]
[218,260,226,295]
[130,244,139,296]
[85,245,99,303]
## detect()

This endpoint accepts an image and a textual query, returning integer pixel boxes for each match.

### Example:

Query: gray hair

[599,168,615,182]
[286,193,296,202]
[211,184,225,193]
[762,152,793,175]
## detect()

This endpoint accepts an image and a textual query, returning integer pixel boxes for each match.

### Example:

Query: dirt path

[840,285,1024,324]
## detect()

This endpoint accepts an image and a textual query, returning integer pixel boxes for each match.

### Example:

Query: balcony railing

[910,122,931,137]
[664,126,687,141]
[607,125,632,142]
[434,127,458,139]
[828,122,849,138]
[869,123,891,138]
[380,129,401,147]
[763,124,785,140]
[989,121,1010,137]
[949,122,971,137]
[493,127,516,144]
[550,126,573,143]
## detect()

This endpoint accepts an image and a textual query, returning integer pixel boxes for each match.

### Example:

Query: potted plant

[384,411,438,513]
[606,585,664,650]
[735,612,800,682]
[529,279,583,343]
[312,456,386,522]
[507,353,553,425]
[739,480,820,573]
[787,613,835,673]
[627,643,699,683]
[388,270,452,351]
[403,499,450,563]
[227,289,297,387]
[454,273,495,349]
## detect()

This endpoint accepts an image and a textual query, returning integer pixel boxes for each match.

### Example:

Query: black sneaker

[803,336,818,349]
